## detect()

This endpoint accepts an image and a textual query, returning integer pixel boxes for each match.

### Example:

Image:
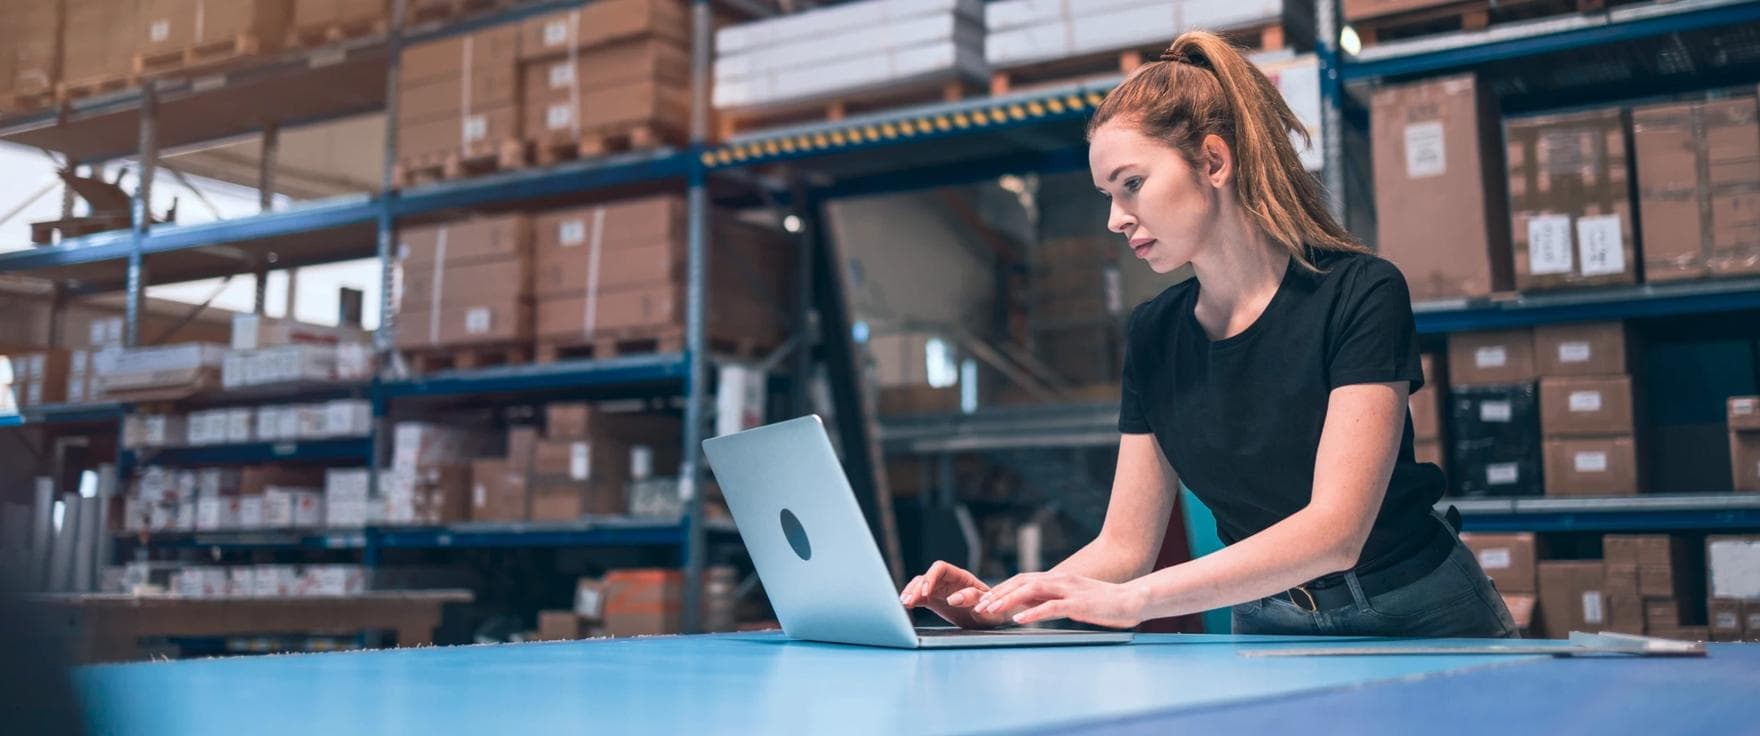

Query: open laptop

[703,415,1133,649]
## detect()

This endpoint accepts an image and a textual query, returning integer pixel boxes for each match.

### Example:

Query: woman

[899,31,1516,637]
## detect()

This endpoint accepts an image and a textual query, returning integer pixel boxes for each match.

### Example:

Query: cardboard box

[1507,107,1638,291]
[1745,600,1760,641]
[1633,98,1760,282]
[1734,431,1760,493]
[291,0,388,32]
[397,103,521,161]
[138,0,289,57]
[518,0,690,61]
[1731,397,1760,432]
[400,215,530,268]
[1537,561,1607,638]
[1448,383,1542,497]
[1343,0,1454,21]
[545,404,681,444]
[1411,354,1443,441]
[528,439,631,519]
[1606,592,1645,635]
[1371,75,1512,302]
[534,284,777,346]
[469,458,529,523]
[1459,532,1538,593]
[1540,376,1635,438]
[1709,598,1743,641]
[537,610,585,640]
[521,49,691,140]
[1448,330,1537,386]
[399,258,532,313]
[1534,322,1632,377]
[397,24,521,88]
[879,385,963,417]
[1501,592,1537,633]
[1645,599,1680,629]
[602,568,683,637]
[1543,436,1639,496]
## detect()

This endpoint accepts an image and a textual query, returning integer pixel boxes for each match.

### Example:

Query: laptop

[703,415,1134,649]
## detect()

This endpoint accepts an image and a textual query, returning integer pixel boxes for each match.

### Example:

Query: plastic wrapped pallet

[713,0,986,110]
[984,0,1292,68]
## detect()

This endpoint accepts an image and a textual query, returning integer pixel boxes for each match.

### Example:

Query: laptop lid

[703,415,920,648]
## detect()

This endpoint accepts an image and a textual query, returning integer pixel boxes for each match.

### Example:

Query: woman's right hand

[899,560,1013,629]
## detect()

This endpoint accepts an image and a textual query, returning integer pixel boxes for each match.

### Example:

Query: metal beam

[126,86,157,347]
[680,0,713,636]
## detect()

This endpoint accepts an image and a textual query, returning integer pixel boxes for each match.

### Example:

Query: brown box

[534,283,779,346]
[1372,75,1512,302]
[1607,593,1645,635]
[544,404,680,446]
[1604,563,1639,602]
[63,0,141,83]
[1709,598,1743,641]
[469,458,528,523]
[1534,322,1632,377]
[521,40,689,103]
[138,0,290,57]
[1639,564,1680,599]
[1732,431,1760,493]
[1745,600,1760,641]
[1507,108,1638,291]
[1502,592,1537,633]
[524,76,689,141]
[1633,98,1760,282]
[527,438,632,519]
[1411,354,1443,441]
[1604,534,1674,566]
[400,216,530,268]
[1646,599,1680,629]
[398,104,521,161]
[536,610,585,640]
[395,302,532,348]
[602,568,684,637]
[1730,396,1760,432]
[1543,436,1639,496]
[1342,0,1454,21]
[291,0,386,32]
[518,0,689,61]
[398,64,520,125]
[400,258,531,313]
[1537,561,1608,638]
[1540,376,1635,438]
[1447,329,1537,386]
[1459,532,1537,593]
[398,24,520,87]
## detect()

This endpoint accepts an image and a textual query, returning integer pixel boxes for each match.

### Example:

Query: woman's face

[1089,119,1221,274]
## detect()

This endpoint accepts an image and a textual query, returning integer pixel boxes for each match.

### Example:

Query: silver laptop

[703,415,1133,649]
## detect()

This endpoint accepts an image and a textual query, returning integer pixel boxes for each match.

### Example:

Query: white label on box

[1403,121,1446,179]
[150,19,169,42]
[544,20,568,46]
[576,586,603,619]
[1480,401,1513,423]
[1747,612,1760,630]
[1558,341,1593,364]
[549,62,574,89]
[472,482,487,509]
[89,321,106,346]
[1477,548,1513,570]
[630,446,653,480]
[559,220,586,246]
[465,307,492,335]
[1574,451,1609,473]
[1577,215,1625,277]
[1715,611,1740,629]
[1569,391,1603,413]
[1733,398,1757,416]
[1474,346,1508,370]
[1527,214,1575,275]
[547,104,573,130]
[1582,591,1605,625]
[1486,463,1520,486]
[569,442,590,480]
[462,114,488,142]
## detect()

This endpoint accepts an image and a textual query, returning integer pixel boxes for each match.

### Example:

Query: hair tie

[1158,48,1188,64]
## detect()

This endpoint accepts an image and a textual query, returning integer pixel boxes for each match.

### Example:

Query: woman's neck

[1189,218,1289,340]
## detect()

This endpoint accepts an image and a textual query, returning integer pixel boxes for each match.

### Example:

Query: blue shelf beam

[122,437,374,467]
[1447,494,1760,532]
[379,353,689,399]
[0,402,126,428]
[111,519,737,551]
[1413,277,1760,334]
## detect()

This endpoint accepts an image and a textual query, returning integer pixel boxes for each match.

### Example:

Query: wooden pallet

[1352,0,1603,46]
[716,76,982,141]
[536,327,767,364]
[56,73,138,105]
[402,342,532,374]
[528,122,687,167]
[990,24,1286,95]
[393,138,526,187]
[286,17,389,49]
[5,85,58,113]
[134,34,262,77]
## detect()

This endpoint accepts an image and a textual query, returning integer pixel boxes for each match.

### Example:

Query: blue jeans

[1232,541,1520,638]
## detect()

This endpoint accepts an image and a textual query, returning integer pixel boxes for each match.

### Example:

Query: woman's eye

[1125,177,1143,193]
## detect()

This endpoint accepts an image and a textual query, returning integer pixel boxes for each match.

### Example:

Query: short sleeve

[1328,261,1425,392]
[1118,306,1153,434]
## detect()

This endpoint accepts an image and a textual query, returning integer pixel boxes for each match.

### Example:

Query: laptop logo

[780,508,812,561]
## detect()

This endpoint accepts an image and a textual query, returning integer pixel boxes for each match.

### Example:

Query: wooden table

[30,591,473,663]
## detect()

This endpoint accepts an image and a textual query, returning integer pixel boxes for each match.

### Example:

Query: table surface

[75,633,1757,735]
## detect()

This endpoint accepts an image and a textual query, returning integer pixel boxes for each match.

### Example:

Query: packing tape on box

[196,0,206,44]
[567,10,582,139]
[459,34,474,149]
[580,206,606,339]
[429,226,448,344]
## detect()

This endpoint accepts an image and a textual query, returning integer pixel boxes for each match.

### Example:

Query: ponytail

[1088,32,1365,269]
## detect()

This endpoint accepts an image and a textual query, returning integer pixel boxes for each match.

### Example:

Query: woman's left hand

[973,571,1149,629]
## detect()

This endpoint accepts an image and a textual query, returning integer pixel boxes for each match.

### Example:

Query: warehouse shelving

[120,437,375,468]
[1448,493,1760,532]
[113,517,739,552]
[0,402,126,428]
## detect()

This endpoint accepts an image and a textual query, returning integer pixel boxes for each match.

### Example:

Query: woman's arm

[1049,433,1179,583]
[977,380,1408,626]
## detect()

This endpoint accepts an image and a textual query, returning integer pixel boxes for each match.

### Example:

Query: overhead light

[783,215,802,233]
[1340,26,1362,57]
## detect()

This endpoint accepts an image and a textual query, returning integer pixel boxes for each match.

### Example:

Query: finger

[946,586,985,607]
[977,573,1031,610]
[1013,599,1068,626]
[981,579,1051,617]
[921,561,951,596]
[900,576,924,605]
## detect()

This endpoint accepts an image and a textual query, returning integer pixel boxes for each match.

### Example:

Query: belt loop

[1343,571,1371,610]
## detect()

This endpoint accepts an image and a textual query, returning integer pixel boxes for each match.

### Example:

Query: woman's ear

[1201,134,1233,189]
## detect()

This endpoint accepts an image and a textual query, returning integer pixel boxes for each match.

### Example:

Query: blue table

[77,633,1756,735]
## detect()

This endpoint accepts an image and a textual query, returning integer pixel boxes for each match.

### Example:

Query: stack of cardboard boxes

[539,566,739,639]
[5,350,72,410]
[134,0,291,65]
[1731,397,1760,492]
[1028,237,1127,389]
[1707,535,1760,642]
[472,403,683,523]
[396,214,533,352]
[1604,534,1703,640]
[531,195,791,355]
[288,0,388,44]
[3,0,59,102]
[1633,97,1760,281]
[384,422,484,525]
[394,24,522,170]
[64,0,140,86]
[1536,558,1607,639]
[518,1,691,157]
[1537,322,1641,497]
[1446,329,1542,497]
[1459,532,1537,633]
[1506,109,1638,291]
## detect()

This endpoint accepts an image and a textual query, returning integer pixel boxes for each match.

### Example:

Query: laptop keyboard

[917,628,1066,636]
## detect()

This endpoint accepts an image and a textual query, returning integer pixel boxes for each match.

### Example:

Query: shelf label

[1568,391,1603,413]
[1403,121,1446,179]
[1577,215,1625,277]
[1480,400,1512,423]
[1486,463,1519,485]
[1528,214,1574,275]
[1574,451,1608,473]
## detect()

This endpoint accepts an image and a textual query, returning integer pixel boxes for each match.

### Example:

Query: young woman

[899,31,1516,637]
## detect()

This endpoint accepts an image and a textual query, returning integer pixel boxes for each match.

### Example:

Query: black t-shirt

[1119,248,1447,573]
